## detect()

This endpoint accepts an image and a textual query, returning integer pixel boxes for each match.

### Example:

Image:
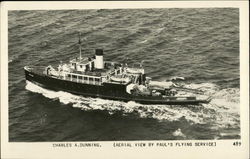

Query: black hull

[24,68,210,105]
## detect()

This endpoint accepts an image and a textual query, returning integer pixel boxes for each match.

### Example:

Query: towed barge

[24,36,211,105]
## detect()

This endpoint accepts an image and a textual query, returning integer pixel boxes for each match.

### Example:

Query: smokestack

[95,49,104,69]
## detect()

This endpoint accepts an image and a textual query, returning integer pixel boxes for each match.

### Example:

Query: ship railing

[64,73,102,86]
[161,96,196,100]
[71,70,103,77]
[25,66,47,77]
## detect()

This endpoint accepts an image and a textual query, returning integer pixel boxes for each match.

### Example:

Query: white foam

[25,81,240,129]
[140,39,148,43]
[173,128,186,138]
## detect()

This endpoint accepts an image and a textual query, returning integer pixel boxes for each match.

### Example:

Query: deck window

[95,78,100,85]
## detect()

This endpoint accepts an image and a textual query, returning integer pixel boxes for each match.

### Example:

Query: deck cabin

[44,49,146,86]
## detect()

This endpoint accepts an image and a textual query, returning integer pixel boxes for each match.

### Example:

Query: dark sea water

[8,9,240,141]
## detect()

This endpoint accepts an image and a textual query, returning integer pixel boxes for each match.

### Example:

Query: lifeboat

[126,68,144,74]
[110,76,130,83]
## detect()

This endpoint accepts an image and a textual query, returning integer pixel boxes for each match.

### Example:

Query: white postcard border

[1,1,249,159]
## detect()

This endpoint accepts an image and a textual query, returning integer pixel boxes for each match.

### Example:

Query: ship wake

[25,81,240,131]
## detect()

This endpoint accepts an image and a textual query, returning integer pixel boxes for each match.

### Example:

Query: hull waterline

[24,68,210,105]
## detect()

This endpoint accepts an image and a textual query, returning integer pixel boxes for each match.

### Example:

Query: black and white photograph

[8,8,240,141]
[1,1,249,159]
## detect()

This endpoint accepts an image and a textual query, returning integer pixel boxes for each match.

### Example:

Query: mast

[78,32,82,60]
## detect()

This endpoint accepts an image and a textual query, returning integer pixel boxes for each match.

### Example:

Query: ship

[24,34,211,105]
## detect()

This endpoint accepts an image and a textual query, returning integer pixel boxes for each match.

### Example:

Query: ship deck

[24,65,130,85]
[24,66,46,76]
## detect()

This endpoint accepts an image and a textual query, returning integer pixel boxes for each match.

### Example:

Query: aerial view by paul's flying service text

[8,8,240,141]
